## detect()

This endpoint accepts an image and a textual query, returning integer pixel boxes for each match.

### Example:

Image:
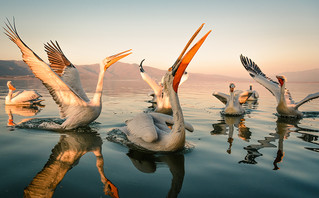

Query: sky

[0,0,318,77]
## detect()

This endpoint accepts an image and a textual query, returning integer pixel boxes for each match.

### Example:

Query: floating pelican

[213,83,252,116]
[247,84,259,101]
[5,81,43,105]
[240,55,319,118]
[139,60,189,114]
[118,24,211,152]
[4,19,132,130]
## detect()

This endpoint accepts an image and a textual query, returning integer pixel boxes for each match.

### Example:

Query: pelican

[118,24,211,152]
[4,19,132,130]
[240,55,319,118]
[139,60,189,114]
[213,83,252,116]
[5,81,43,105]
[247,84,259,101]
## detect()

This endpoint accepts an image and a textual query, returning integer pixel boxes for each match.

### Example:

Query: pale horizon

[0,0,318,78]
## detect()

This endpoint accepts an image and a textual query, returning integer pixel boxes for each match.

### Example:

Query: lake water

[0,78,318,198]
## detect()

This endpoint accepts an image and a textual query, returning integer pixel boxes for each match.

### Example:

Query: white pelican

[5,81,43,105]
[4,19,132,130]
[247,84,259,101]
[240,55,319,118]
[213,83,252,116]
[139,60,189,114]
[118,24,211,152]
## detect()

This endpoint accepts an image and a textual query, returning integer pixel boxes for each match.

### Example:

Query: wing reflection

[24,131,119,198]
[240,117,319,170]
[5,104,44,127]
[127,150,184,198]
[211,115,251,154]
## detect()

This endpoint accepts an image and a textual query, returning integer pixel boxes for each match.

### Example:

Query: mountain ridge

[0,60,318,83]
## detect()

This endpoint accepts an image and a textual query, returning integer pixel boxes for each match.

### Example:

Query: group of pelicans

[4,19,319,153]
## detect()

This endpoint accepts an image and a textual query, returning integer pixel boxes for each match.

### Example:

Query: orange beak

[104,49,132,71]
[172,25,211,92]
[8,83,16,91]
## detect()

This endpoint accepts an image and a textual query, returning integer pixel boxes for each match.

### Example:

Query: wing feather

[44,40,89,102]
[236,90,253,104]
[126,113,158,143]
[149,112,194,132]
[4,19,86,119]
[213,92,229,105]
[11,90,41,103]
[240,55,281,103]
[295,92,319,109]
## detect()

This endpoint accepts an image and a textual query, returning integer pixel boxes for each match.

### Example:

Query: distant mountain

[0,60,318,83]
[279,69,319,83]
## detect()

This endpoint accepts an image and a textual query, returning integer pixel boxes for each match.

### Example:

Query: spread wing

[295,92,319,109]
[240,55,281,103]
[235,90,253,104]
[213,92,229,105]
[44,41,89,102]
[4,19,87,119]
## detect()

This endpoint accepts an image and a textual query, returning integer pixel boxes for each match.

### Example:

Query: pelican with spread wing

[5,81,43,105]
[118,24,211,152]
[240,55,319,118]
[213,83,252,116]
[4,19,132,130]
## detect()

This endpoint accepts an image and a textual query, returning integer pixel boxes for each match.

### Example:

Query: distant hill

[0,60,318,83]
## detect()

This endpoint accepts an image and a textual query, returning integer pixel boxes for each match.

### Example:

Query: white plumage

[240,55,319,118]
[4,19,131,130]
[119,24,211,152]
[5,81,43,106]
[213,83,252,116]
[139,60,189,114]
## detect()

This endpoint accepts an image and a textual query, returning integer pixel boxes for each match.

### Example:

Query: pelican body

[5,81,43,106]
[4,19,131,130]
[240,55,319,118]
[213,83,252,116]
[119,24,211,152]
[139,60,189,114]
[247,84,259,101]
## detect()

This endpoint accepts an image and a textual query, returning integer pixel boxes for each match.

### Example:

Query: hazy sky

[0,0,318,77]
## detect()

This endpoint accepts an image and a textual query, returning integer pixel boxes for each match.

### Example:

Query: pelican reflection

[5,104,44,127]
[24,131,118,198]
[211,115,251,154]
[127,150,184,198]
[240,117,319,170]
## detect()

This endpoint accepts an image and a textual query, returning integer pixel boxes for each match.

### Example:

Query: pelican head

[167,24,211,93]
[7,81,16,91]
[276,75,287,87]
[229,83,235,93]
[101,49,132,71]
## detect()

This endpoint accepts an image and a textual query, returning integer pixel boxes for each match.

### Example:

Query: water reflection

[24,131,118,198]
[127,150,184,198]
[211,115,251,154]
[240,117,319,170]
[5,104,44,127]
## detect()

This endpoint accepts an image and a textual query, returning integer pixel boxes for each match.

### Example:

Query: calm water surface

[0,79,318,198]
